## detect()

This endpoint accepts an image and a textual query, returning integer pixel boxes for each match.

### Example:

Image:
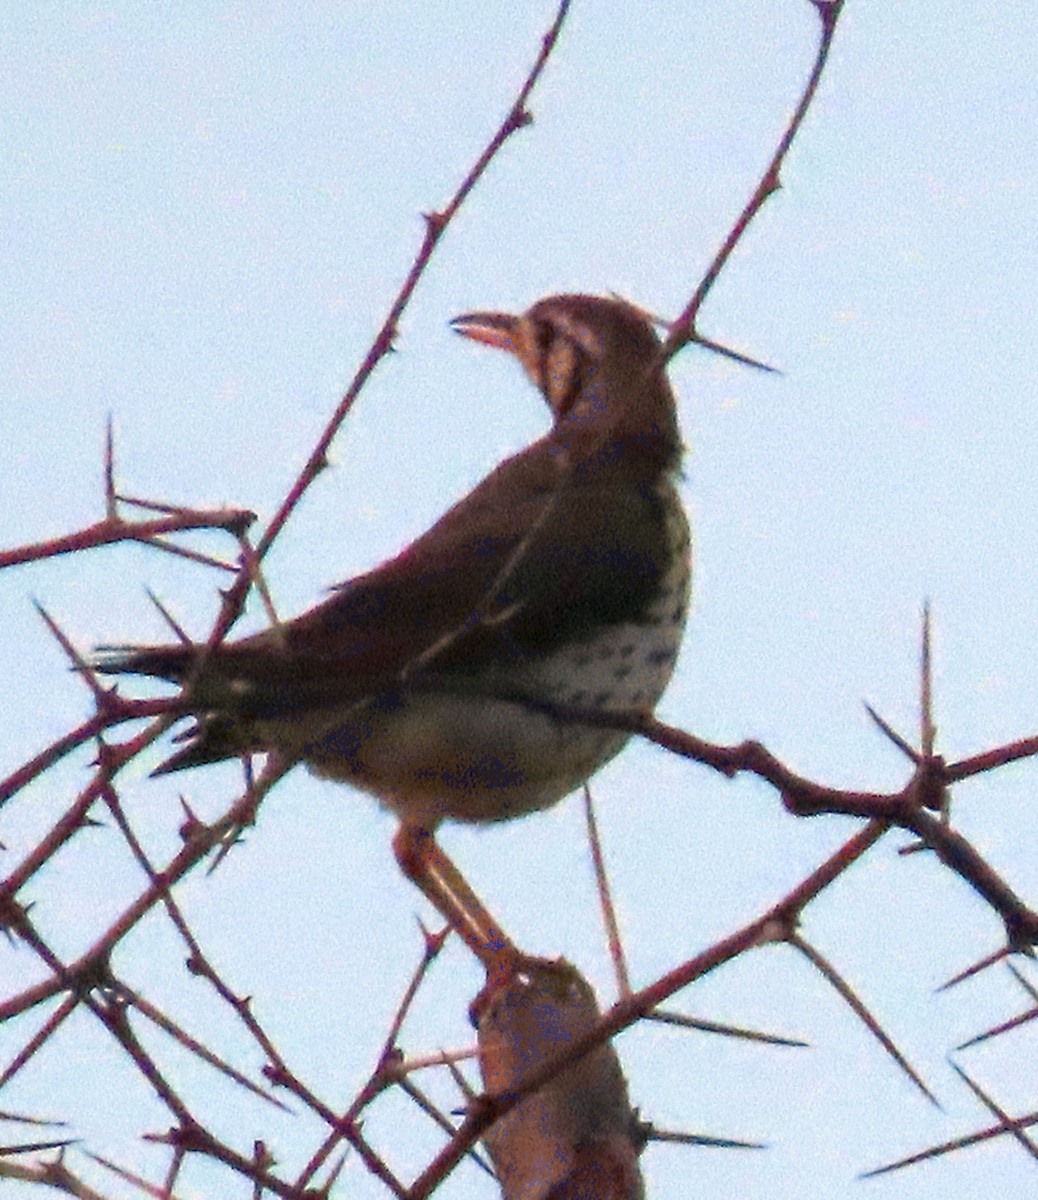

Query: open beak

[450,310,519,354]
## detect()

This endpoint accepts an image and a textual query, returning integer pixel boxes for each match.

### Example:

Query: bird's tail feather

[94,645,252,774]
[92,644,196,684]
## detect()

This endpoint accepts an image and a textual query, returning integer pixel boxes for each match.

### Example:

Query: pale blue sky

[2,4,1038,1198]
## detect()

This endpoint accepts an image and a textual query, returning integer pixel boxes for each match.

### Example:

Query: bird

[95,293,691,967]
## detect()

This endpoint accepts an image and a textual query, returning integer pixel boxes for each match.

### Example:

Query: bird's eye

[526,319,554,391]
[542,335,581,419]
[535,318,554,360]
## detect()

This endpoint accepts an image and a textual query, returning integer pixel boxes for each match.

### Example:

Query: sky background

[2,3,1038,1197]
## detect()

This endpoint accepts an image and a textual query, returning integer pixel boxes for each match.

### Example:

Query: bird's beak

[450,310,519,355]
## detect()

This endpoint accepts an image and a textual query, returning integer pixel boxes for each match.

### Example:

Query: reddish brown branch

[662,0,846,363]
[0,696,171,807]
[408,823,885,1198]
[515,697,1038,948]
[0,509,253,571]
[210,0,574,650]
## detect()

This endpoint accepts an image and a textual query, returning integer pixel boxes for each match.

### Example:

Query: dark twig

[788,932,938,1106]
[660,0,846,363]
[407,823,885,1198]
[582,785,632,997]
[207,0,575,653]
[0,509,254,571]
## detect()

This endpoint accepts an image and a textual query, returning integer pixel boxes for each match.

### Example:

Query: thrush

[96,293,690,962]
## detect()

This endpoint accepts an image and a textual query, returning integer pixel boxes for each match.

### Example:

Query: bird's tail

[93,643,206,681]
[92,644,249,774]
[92,644,197,685]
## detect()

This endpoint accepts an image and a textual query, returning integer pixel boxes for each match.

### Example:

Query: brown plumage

[96,294,690,830]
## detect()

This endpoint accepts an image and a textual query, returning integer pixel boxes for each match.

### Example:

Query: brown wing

[97,430,671,724]
[97,435,557,703]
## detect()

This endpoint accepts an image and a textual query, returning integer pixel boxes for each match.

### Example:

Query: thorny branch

[661,0,846,365]
[1,4,585,1196]
[4,2,1037,1197]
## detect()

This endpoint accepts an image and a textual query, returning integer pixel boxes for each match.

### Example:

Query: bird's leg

[392,822,520,981]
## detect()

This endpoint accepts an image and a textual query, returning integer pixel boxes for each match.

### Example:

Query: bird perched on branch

[96,293,690,966]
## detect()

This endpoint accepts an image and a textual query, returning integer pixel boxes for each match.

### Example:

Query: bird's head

[451,293,681,469]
